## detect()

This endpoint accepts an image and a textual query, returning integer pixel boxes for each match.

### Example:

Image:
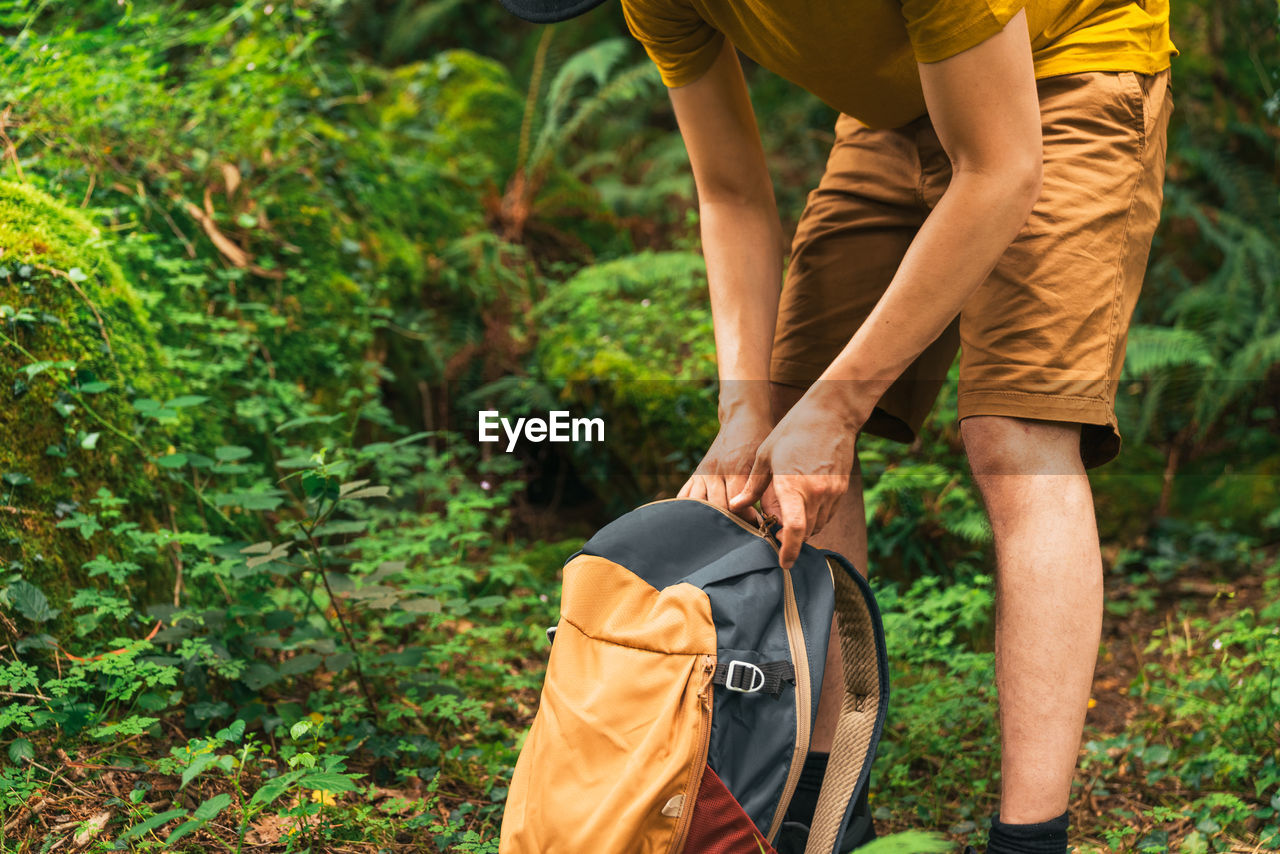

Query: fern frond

[528,38,630,169]
[1121,325,1217,379]
[516,25,556,174]
[543,61,661,165]
[1191,330,1280,437]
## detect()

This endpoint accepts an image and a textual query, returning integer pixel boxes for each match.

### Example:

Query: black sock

[986,811,1069,854]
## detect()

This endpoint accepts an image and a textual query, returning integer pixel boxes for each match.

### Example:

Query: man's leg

[961,415,1103,827]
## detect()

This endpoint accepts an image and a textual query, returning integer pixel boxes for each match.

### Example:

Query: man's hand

[729,390,860,568]
[679,407,773,515]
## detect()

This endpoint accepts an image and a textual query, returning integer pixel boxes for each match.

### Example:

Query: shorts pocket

[1118,70,1147,149]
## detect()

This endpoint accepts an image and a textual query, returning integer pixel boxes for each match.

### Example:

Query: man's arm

[732,9,1044,566]
[669,37,785,510]
[810,7,1043,424]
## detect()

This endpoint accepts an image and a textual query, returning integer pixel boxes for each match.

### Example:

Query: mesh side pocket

[683,765,778,854]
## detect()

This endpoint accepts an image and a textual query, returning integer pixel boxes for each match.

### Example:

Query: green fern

[1121,151,1280,446]
[526,45,660,178]
[1122,326,1216,379]
[528,37,632,169]
[546,60,661,165]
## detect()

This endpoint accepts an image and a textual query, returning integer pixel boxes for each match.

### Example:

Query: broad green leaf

[117,808,188,843]
[214,445,253,461]
[241,663,279,691]
[342,486,389,500]
[249,771,303,808]
[8,738,34,764]
[167,395,209,408]
[309,520,368,537]
[275,414,341,433]
[164,818,204,846]
[240,541,275,555]
[1144,744,1172,766]
[854,832,952,854]
[302,471,340,501]
[193,792,232,821]
[245,542,291,568]
[325,652,354,672]
[217,719,246,744]
[400,597,442,614]
[210,490,286,510]
[24,359,74,379]
[338,478,371,495]
[181,751,222,788]
[1180,830,1208,854]
[278,653,324,676]
[297,771,360,793]
[7,580,59,623]
[155,453,188,468]
[469,595,508,612]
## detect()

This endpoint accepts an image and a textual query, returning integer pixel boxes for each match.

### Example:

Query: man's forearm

[699,198,785,418]
[809,167,1041,425]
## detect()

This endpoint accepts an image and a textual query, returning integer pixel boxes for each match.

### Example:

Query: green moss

[0,181,174,599]
[533,251,719,507]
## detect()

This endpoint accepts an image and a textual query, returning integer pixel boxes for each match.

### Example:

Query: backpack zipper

[643,497,781,544]
[644,498,812,845]
[671,654,716,854]
[766,565,811,843]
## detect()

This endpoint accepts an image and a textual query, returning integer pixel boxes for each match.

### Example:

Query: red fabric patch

[683,766,777,854]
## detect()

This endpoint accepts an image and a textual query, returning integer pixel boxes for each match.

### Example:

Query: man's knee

[960,415,1085,481]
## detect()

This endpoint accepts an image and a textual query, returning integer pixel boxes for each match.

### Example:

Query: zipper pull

[753,508,781,551]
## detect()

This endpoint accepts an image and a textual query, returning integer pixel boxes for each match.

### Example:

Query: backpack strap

[712,659,795,698]
[803,550,890,854]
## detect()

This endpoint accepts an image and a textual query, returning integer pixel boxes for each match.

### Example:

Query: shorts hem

[957,389,1122,468]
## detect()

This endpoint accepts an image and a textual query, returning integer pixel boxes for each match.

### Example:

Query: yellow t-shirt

[620,0,1177,129]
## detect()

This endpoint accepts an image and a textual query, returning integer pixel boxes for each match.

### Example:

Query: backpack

[499,497,889,854]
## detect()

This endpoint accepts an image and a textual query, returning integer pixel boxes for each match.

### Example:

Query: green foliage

[1078,542,1280,852]
[3,0,1278,851]
[1135,593,1280,792]
[514,250,717,507]
[870,571,999,833]
[0,180,204,605]
[1123,155,1280,448]
[855,832,952,854]
[1,430,543,848]
[1109,0,1280,529]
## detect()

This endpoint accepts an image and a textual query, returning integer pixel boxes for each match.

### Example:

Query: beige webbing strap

[803,559,883,854]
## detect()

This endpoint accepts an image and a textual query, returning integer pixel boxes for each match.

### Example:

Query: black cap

[498,0,609,23]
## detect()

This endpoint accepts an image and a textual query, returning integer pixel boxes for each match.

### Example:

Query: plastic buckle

[725,660,766,693]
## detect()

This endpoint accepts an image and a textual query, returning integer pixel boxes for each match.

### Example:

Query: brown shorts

[771,69,1174,468]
